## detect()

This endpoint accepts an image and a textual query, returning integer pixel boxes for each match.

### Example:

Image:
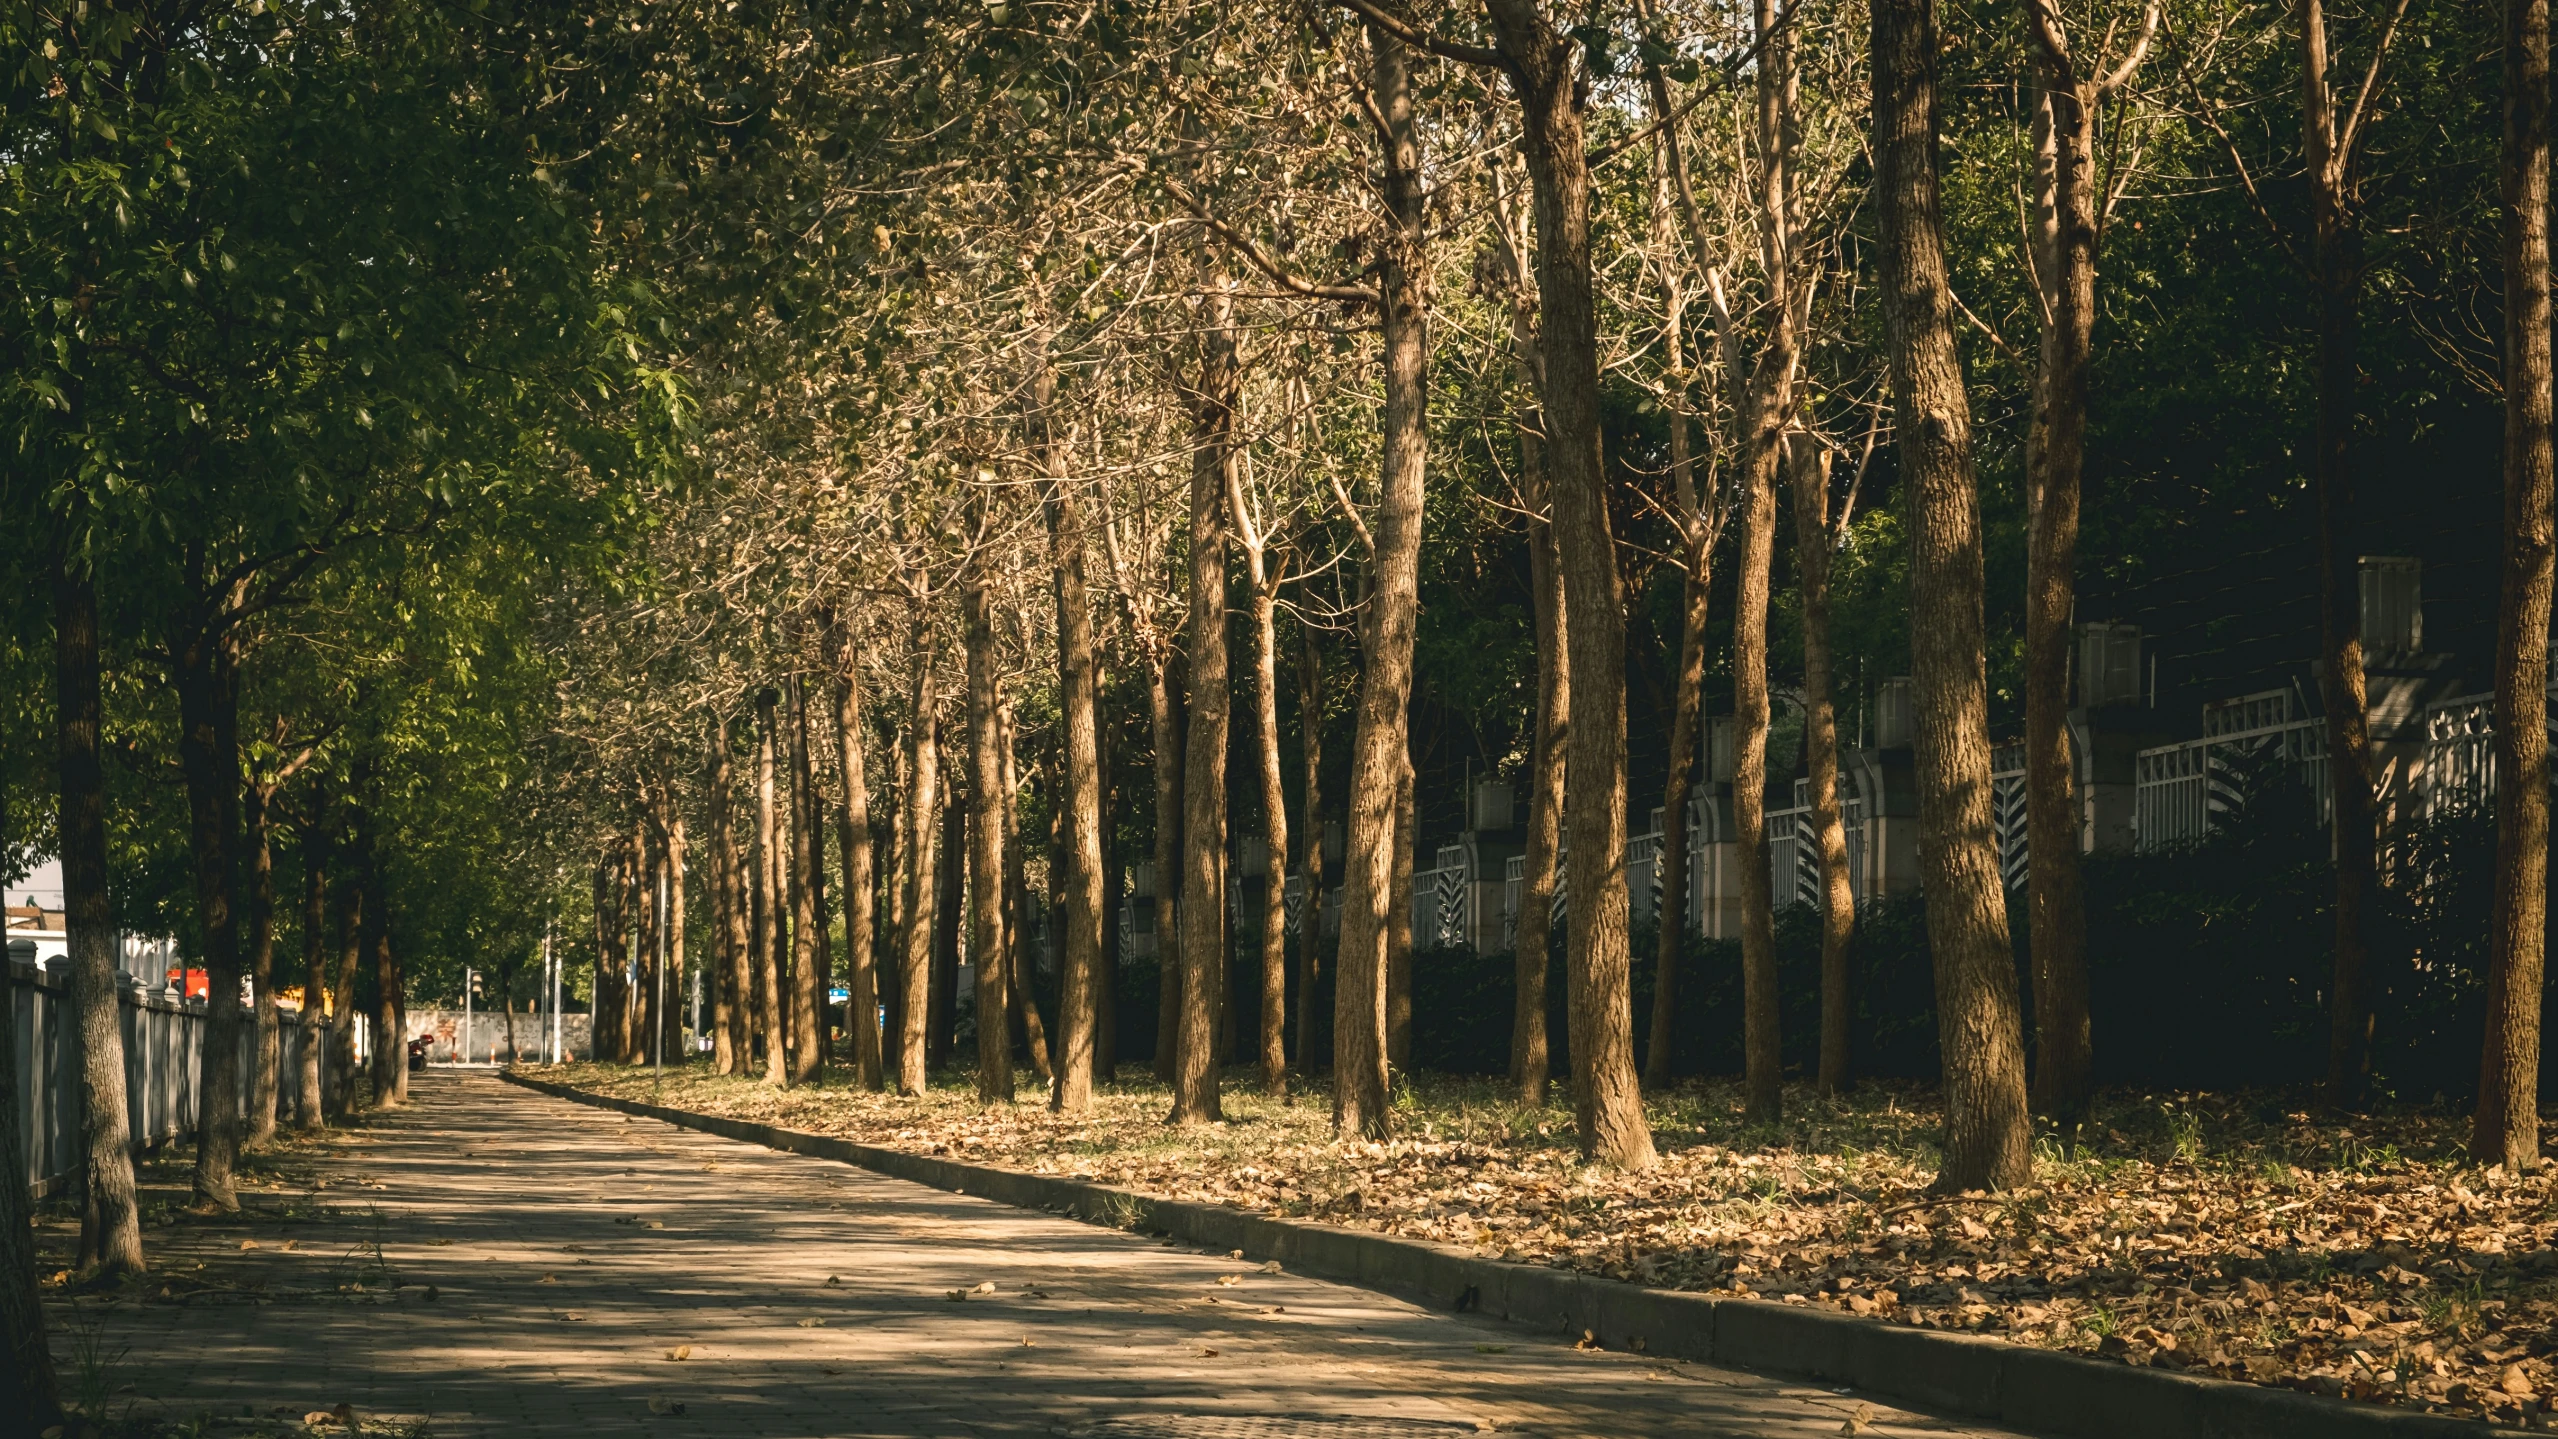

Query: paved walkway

[48,1073,2035,1438]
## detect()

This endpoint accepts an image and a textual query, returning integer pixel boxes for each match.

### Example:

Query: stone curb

[500,1071,2494,1439]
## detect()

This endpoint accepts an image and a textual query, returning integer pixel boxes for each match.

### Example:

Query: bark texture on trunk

[296,823,328,1129]
[1332,21,1431,1140]
[709,717,740,1077]
[1732,436,1782,1126]
[2022,4,2104,1126]
[366,857,403,1108]
[1790,439,1857,1096]
[245,781,281,1146]
[176,612,246,1209]
[55,559,143,1274]
[1234,510,1291,1098]
[1172,285,1238,1126]
[789,679,826,1085]
[833,647,884,1092]
[755,689,788,1084]
[1872,0,2032,1191]
[2478,0,2555,1174]
[334,855,367,1120]
[965,570,1016,1104]
[1296,631,1328,1073]
[667,815,688,1064]
[1500,184,1562,1106]
[2303,0,2383,1106]
[1038,366,1106,1113]
[932,796,964,1067]
[1486,0,1657,1168]
[1149,663,1184,1081]
[899,628,943,1094]
[1386,749,1414,1070]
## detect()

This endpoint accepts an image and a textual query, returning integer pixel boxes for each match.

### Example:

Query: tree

[2475,0,2553,1174]
[1872,0,2032,1192]
[2022,0,2159,1130]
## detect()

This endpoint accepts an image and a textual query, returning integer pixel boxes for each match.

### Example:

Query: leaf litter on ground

[535,1061,2558,1426]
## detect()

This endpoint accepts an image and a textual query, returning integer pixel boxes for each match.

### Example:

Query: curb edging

[499,1071,2493,1439]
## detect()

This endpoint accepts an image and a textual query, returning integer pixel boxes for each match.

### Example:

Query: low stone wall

[405,1008,589,1064]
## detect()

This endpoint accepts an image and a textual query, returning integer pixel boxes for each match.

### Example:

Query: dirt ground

[530,1059,2558,1429]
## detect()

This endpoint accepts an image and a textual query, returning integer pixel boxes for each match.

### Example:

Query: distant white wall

[5,856,62,909]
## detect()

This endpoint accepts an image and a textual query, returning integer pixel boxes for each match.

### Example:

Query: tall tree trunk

[1331,23,1431,1139]
[755,688,788,1084]
[1500,184,1563,1108]
[899,635,943,1094]
[1296,629,1328,1073]
[335,854,368,1118]
[296,818,328,1128]
[1247,577,1290,1097]
[1635,0,1716,1099]
[834,646,885,1092]
[366,853,401,1108]
[1150,664,1184,1081]
[245,781,281,1146]
[790,678,826,1086]
[632,811,655,1066]
[54,559,143,1275]
[1736,0,1803,1130]
[0,840,63,1428]
[668,813,689,1065]
[1038,376,1106,1112]
[965,569,1015,1103]
[592,850,618,1064]
[1000,702,1052,1085]
[1386,749,1414,1069]
[882,719,912,1084]
[932,795,965,1067]
[1731,441,1783,1127]
[1485,0,1657,1168]
[2022,11,2099,1127]
[2305,0,2383,1106]
[1645,538,1709,1092]
[1172,286,1239,1126]
[709,716,740,1076]
[1791,439,1857,1095]
[1872,0,2032,1191]
[2478,0,2555,1174]
[176,614,246,1209]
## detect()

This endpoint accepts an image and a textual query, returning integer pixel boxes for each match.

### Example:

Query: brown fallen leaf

[1259,1260,1282,1274]
[278,1239,297,1252]
[1217,1274,1242,1286]
[642,1220,665,1230]
[428,1238,454,1247]
[646,1397,687,1415]
[970,1280,997,1295]
[1021,1335,1036,1346]
[1574,1330,1601,1351]
[1839,1400,1876,1436]
[539,1274,558,1284]
[239,1239,260,1251]
[1199,1347,1221,1357]
[563,1311,588,1321]
[796,1317,826,1328]
[666,1345,693,1360]
[824,1275,842,1286]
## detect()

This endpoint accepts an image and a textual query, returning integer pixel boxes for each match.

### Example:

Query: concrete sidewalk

[44,1072,2031,1438]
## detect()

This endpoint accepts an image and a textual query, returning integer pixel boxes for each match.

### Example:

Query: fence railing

[2135,713,2331,851]
[11,954,363,1198]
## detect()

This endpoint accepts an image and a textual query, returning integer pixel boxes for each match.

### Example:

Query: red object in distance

[167,968,208,999]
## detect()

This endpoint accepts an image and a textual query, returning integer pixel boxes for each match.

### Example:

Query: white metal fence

[11,952,362,1199]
